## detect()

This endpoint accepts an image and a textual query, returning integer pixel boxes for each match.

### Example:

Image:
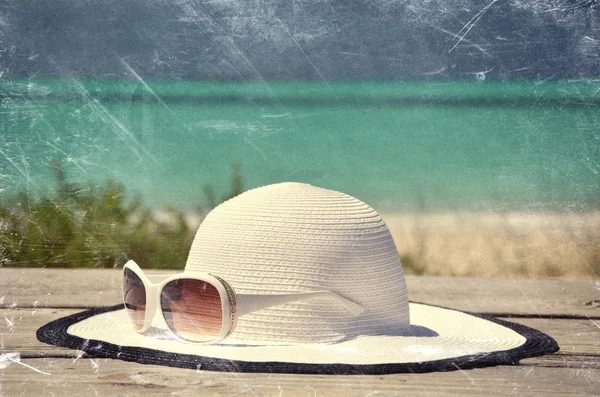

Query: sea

[0,79,599,213]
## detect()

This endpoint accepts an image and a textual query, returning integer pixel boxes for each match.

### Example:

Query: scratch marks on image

[69,80,155,164]
[4,316,16,332]
[448,0,499,53]
[175,0,270,82]
[72,339,90,364]
[276,16,337,98]
[197,119,283,137]
[0,352,51,375]
[0,146,34,186]
[40,140,87,174]
[90,358,100,375]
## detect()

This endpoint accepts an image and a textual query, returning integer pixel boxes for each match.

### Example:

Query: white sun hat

[38,182,557,374]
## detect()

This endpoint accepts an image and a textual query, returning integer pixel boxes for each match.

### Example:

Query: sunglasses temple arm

[235,291,365,317]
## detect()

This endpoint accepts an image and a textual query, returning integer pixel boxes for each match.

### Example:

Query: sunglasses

[122,260,365,344]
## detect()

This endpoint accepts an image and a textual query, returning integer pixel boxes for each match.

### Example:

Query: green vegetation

[0,161,243,269]
[1,161,597,280]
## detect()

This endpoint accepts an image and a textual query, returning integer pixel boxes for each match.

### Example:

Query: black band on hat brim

[36,303,558,375]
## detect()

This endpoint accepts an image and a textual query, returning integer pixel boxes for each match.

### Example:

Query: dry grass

[382,212,600,280]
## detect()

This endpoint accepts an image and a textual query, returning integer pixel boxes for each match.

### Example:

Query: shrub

[0,161,243,269]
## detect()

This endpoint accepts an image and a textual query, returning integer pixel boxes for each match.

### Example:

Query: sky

[0,0,598,81]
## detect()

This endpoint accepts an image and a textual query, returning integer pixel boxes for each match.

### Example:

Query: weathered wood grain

[523,354,600,369]
[1,359,599,397]
[2,271,599,396]
[511,317,600,356]
[0,268,122,309]
[407,276,600,318]
[1,309,89,357]
[2,309,599,365]
[2,269,599,317]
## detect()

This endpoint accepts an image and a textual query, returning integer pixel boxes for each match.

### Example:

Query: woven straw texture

[57,182,558,370]
[185,182,410,343]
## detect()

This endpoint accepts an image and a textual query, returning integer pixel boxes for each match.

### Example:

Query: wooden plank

[0,268,122,309]
[1,359,599,396]
[3,271,598,396]
[1,309,89,357]
[522,354,600,369]
[406,276,600,318]
[2,309,599,365]
[509,317,600,356]
[2,269,599,316]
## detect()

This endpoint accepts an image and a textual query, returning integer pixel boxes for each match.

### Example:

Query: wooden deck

[1,269,599,396]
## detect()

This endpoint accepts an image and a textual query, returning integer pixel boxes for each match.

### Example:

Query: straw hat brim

[37,302,558,374]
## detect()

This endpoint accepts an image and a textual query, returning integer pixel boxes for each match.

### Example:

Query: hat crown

[186,182,409,343]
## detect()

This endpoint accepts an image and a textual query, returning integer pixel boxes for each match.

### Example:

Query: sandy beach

[155,211,600,280]
[381,212,600,280]
[156,210,600,281]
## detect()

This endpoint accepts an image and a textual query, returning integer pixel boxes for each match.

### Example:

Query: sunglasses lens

[123,268,146,331]
[161,279,223,342]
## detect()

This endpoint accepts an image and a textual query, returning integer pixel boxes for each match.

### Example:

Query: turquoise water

[1,79,599,212]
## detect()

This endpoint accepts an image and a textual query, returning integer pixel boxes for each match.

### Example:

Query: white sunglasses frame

[122,260,365,344]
